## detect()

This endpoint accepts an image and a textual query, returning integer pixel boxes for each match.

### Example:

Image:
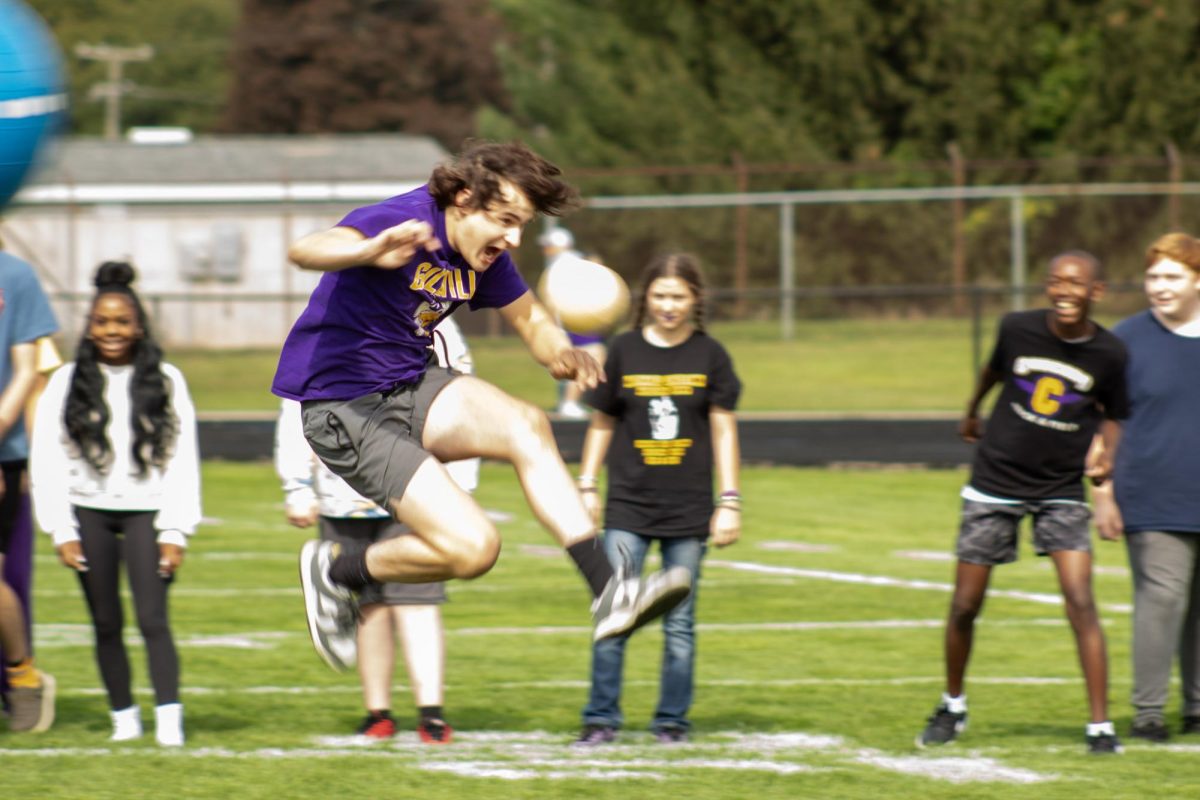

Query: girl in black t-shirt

[573,253,742,746]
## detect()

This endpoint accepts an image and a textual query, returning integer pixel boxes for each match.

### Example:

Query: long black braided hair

[64,261,178,477]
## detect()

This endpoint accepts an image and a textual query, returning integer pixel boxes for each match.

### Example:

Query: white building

[3,131,448,347]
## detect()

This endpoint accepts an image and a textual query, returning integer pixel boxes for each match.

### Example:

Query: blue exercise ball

[0,0,66,210]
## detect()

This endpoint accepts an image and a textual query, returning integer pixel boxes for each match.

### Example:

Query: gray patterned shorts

[956,498,1092,565]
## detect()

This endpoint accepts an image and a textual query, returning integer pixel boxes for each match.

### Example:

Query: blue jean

[582,529,706,732]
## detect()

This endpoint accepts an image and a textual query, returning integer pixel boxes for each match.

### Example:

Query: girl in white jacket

[31,261,200,747]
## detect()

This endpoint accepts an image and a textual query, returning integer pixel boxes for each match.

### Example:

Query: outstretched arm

[288,222,440,272]
[499,291,604,389]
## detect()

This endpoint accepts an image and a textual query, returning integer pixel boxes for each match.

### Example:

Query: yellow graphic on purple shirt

[1011,356,1091,432]
[410,262,476,299]
[409,262,476,336]
[413,301,444,337]
[623,373,707,396]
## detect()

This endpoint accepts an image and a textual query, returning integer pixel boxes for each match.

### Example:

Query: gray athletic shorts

[956,498,1093,565]
[300,365,459,511]
[319,516,447,606]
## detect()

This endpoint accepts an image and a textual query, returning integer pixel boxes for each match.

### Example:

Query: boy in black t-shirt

[916,251,1129,755]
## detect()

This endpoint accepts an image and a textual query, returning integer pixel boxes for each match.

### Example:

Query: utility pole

[74,43,154,140]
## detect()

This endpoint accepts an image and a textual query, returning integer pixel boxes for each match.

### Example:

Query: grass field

[172,317,996,414]
[3,461,1191,800]
[173,314,1133,415]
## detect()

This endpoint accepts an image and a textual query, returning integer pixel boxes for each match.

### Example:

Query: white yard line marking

[46,672,1134,698]
[757,541,839,553]
[853,753,1054,784]
[0,731,1065,784]
[707,559,1132,614]
[30,616,1082,650]
[893,550,956,562]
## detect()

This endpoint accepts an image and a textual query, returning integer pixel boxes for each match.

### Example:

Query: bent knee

[447,531,501,580]
[508,402,554,449]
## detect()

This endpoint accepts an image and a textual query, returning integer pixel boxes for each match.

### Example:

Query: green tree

[26,0,236,135]
[223,0,507,150]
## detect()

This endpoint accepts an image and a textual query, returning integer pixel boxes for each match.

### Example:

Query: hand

[958,415,983,443]
[1085,452,1112,486]
[56,540,89,572]
[158,543,185,578]
[580,489,602,527]
[286,507,318,528]
[360,221,440,269]
[710,506,740,548]
[548,348,604,390]
[1093,490,1124,541]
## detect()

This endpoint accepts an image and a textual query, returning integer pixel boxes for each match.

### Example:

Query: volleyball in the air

[539,254,631,334]
[0,0,67,210]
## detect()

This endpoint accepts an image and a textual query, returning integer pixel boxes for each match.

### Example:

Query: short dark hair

[1049,250,1103,281]
[427,140,579,216]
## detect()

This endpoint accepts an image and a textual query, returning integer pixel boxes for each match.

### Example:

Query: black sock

[567,536,615,598]
[328,546,372,591]
[368,709,392,720]
[419,705,443,722]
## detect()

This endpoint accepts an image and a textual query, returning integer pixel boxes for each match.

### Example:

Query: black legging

[74,507,178,709]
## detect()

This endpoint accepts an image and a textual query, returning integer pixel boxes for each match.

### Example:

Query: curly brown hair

[427,140,579,216]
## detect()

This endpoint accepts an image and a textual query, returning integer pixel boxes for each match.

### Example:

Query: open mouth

[479,245,503,267]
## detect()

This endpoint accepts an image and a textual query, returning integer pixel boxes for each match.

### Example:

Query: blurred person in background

[275,317,479,744]
[538,227,609,419]
[1093,232,1200,743]
[0,238,58,733]
[573,253,741,746]
[31,261,200,746]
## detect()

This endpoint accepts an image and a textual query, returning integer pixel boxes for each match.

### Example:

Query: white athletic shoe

[592,563,691,641]
[155,702,184,747]
[298,539,358,671]
[110,705,143,742]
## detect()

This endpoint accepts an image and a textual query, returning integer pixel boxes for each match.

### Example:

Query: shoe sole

[594,571,691,642]
[298,540,351,672]
[29,673,56,733]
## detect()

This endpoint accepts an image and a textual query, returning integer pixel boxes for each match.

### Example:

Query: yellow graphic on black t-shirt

[623,373,707,396]
[634,396,693,465]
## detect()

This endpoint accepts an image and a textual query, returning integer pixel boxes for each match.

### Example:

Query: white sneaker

[592,563,692,641]
[155,703,184,747]
[298,540,358,671]
[110,705,143,741]
[558,401,589,419]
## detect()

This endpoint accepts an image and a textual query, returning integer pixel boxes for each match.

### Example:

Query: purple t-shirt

[272,186,529,401]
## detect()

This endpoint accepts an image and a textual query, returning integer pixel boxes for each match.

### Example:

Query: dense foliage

[222,0,507,150]
[25,1,1200,286]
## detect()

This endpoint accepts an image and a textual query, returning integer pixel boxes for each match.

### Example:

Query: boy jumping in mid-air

[916,250,1128,755]
[273,141,690,672]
